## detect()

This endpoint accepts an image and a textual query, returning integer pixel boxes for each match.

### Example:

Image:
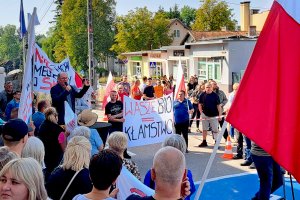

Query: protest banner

[33,44,82,93]
[123,94,174,147]
[64,101,78,133]
[116,167,154,199]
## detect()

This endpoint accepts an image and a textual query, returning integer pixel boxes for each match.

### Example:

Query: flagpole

[22,37,26,70]
[193,121,228,200]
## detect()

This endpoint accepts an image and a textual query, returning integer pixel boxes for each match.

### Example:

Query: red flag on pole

[174,58,186,99]
[102,71,116,110]
[226,0,300,182]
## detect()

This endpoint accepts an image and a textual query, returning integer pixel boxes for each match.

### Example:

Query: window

[197,57,222,81]
[133,62,141,78]
[173,30,180,37]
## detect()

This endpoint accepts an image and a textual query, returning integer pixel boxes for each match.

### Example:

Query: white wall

[227,40,257,84]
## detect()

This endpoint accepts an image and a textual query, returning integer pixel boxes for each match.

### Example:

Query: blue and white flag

[19,0,26,38]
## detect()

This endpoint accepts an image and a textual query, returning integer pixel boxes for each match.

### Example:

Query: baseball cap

[2,119,28,141]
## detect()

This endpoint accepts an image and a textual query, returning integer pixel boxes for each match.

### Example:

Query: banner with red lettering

[123,94,174,147]
[33,44,82,93]
[117,167,154,199]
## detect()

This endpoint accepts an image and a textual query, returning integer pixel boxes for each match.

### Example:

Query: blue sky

[0,0,273,35]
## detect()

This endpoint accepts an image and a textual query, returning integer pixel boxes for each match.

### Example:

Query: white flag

[18,7,37,123]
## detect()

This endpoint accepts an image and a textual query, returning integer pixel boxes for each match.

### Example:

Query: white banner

[33,44,80,93]
[123,94,174,147]
[116,167,154,199]
[64,101,78,133]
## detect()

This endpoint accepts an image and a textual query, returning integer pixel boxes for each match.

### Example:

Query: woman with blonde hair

[46,136,92,200]
[38,107,66,176]
[0,157,48,200]
[107,131,141,180]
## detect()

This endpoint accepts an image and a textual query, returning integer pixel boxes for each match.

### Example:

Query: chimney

[248,26,256,36]
[240,1,250,32]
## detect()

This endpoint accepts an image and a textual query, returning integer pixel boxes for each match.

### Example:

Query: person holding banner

[173,90,194,152]
[51,72,90,125]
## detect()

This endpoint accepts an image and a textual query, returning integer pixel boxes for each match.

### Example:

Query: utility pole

[87,0,95,89]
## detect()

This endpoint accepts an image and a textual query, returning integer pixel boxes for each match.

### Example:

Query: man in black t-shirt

[143,78,155,100]
[198,83,222,147]
[105,90,125,132]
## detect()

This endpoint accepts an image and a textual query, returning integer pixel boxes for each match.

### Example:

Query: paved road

[92,107,255,183]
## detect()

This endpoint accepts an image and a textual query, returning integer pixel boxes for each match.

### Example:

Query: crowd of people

[0,72,284,200]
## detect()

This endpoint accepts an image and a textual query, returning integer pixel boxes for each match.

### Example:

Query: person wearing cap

[2,118,29,156]
[5,91,21,120]
[51,72,90,125]
[77,109,104,156]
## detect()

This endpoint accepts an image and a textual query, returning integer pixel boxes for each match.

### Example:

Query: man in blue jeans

[251,143,283,200]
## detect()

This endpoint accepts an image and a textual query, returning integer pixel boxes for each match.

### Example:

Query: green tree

[0,25,21,63]
[111,7,172,57]
[192,0,236,31]
[41,0,116,71]
[166,4,181,19]
[180,6,196,28]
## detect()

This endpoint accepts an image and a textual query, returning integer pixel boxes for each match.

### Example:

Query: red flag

[75,72,83,88]
[102,71,116,110]
[226,0,300,182]
[174,59,186,98]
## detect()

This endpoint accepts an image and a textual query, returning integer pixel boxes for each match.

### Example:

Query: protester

[107,131,141,180]
[32,100,50,136]
[173,90,194,152]
[73,149,123,200]
[51,72,90,125]
[105,90,125,133]
[117,84,128,103]
[38,107,66,176]
[46,136,92,200]
[73,113,104,156]
[143,135,196,200]
[118,75,131,96]
[154,79,163,98]
[189,84,204,132]
[163,81,173,95]
[140,76,148,94]
[0,157,48,200]
[251,143,283,200]
[0,81,13,120]
[131,79,142,100]
[5,91,21,120]
[198,82,222,147]
[187,76,197,96]
[143,78,155,100]
[127,146,189,200]
[2,118,28,156]
[210,80,228,140]
[0,146,17,171]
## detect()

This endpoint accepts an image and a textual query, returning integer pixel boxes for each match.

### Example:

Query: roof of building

[187,30,259,42]
[167,18,190,30]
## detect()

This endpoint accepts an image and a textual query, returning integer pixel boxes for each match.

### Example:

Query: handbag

[59,169,83,200]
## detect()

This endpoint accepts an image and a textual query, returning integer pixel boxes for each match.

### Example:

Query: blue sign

[149,62,156,68]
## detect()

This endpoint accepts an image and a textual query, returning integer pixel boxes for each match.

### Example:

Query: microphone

[64,82,68,86]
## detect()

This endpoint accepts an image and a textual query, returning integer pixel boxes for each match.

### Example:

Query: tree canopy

[192,0,236,31]
[0,25,21,64]
[111,7,172,57]
[41,0,116,71]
